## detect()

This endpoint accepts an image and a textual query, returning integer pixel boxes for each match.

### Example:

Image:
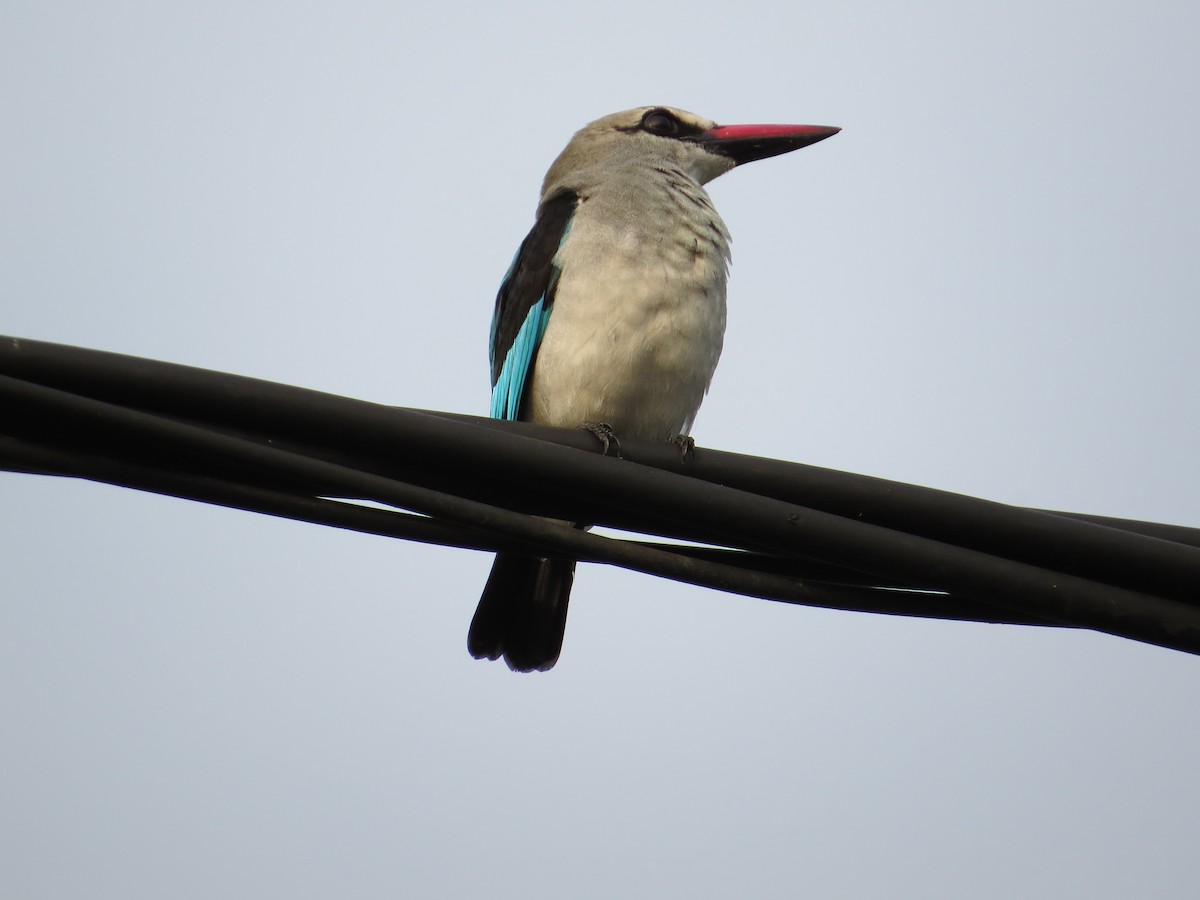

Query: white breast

[526,171,731,442]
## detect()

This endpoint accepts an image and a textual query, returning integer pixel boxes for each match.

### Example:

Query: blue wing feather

[488,191,577,421]
[490,298,552,419]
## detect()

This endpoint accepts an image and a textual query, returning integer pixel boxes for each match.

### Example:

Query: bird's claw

[582,422,622,458]
[673,434,696,463]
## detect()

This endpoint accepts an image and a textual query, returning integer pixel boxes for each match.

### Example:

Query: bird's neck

[582,164,732,265]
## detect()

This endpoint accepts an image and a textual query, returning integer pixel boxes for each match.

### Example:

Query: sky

[3,1,1199,897]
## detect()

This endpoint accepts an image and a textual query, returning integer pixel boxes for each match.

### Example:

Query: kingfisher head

[540,105,839,200]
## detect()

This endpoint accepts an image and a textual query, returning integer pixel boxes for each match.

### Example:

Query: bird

[468,105,839,672]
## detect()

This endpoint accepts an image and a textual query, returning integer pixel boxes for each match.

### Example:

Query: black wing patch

[488,191,578,419]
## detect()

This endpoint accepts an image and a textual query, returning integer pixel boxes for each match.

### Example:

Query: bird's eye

[642,111,679,135]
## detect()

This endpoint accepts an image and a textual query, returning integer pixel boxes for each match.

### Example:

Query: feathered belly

[527,276,727,442]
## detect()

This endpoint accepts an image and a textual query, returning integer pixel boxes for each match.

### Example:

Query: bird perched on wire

[469,105,839,672]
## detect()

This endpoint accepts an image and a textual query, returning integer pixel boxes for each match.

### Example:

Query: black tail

[467,553,576,672]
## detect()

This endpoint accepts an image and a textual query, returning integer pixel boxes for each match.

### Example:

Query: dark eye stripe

[642,110,679,135]
[635,108,708,140]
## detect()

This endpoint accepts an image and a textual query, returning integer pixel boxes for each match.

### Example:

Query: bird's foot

[582,422,622,458]
[673,434,696,463]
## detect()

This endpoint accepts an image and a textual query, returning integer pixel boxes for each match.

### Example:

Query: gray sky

[3,1,1199,897]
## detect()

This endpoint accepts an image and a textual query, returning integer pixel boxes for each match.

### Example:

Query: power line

[4,335,1199,654]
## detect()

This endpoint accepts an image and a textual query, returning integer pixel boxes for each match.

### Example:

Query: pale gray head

[540,105,839,203]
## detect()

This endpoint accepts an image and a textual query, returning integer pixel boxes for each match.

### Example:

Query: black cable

[3,358,1197,654]
[4,336,1199,653]
[5,336,1198,597]
[3,375,948,619]
[3,436,1061,628]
